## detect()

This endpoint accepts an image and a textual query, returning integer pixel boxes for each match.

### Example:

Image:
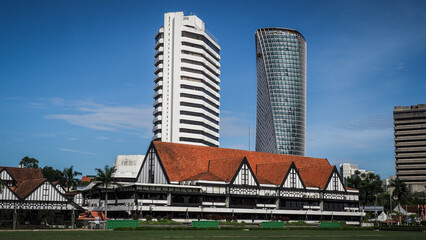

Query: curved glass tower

[255,28,306,156]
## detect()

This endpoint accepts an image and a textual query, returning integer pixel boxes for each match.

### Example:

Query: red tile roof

[13,179,46,198]
[184,171,224,181]
[153,141,333,189]
[0,167,44,183]
[256,162,292,185]
[298,166,334,189]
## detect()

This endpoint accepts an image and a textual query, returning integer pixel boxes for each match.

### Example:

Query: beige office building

[394,104,426,192]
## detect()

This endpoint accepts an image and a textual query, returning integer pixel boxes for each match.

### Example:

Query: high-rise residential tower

[255,28,306,156]
[153,12,221,147]
[394,104,426,192]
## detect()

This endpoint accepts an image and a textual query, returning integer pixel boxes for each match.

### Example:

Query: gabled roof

[13,178,46,199]
[0,167,49,199]
[256,162,292,185]
[298,166,334,189]
[184,171,223,182]
[209,158,243,182]
[0,167,44,183]
[153,141,330,183]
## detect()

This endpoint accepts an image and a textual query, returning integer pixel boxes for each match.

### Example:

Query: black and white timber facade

[80,141,364,225]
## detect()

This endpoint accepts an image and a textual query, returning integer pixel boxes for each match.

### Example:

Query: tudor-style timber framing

[0,166,82,227]
[79,141,364,224]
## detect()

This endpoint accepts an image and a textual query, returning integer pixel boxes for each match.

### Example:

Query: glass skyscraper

[255,28,306,156]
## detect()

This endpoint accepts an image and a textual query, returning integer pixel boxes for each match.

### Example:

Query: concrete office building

[255,28,306,156]
[339,163,374,185]
[153,12,221,147]
[394,104,426,192]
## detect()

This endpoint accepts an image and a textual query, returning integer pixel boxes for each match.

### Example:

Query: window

[148,149,155,183]
[290,169,296,188]
[241,165,248,185]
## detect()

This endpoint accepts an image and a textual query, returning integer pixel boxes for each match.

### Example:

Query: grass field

[0,230,425,240]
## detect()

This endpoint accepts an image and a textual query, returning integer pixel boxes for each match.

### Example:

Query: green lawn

[0,230,425,240]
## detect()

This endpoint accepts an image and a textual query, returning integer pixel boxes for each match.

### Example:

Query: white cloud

[57,147,95,155]
[45,100,153,133]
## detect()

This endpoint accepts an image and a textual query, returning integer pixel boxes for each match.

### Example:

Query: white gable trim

[137,147,168,184]
[326,172,346,192]
[55,184,66,194]
[232,163,257,186]
[25,182,69,202]
[0,169,13,181]
[282,168,304,189]
[0,185,19,201]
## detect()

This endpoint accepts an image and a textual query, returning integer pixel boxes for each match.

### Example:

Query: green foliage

[390,178,409,204]
[62,166,82,192]
[20,156,39,168]
[94,165,117,189]
[346,172,383,206]
[145,215,153,222]
[42,166,63,182]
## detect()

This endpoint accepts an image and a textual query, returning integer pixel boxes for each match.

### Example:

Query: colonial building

[81,141,364,224]
[0,167,81,227]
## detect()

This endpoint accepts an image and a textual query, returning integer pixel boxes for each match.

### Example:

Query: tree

[347,172,384,207]
[94,165,117,227]
[42,166,63,183]
[19,156,39,168]
[390,177,409,224]
[62,166,82,192]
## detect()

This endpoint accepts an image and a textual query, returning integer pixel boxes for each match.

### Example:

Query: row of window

[180,110,219,125]
[181,84,219,101]
[180,137,218,147]
[182,31,220,54]
[181,67,220,85]
[181,76,219,95]
[180,128,219,141]
[181,58,219,78]
[180,119,219,133]
[180,101,219,117]
[181,92,219,110]
[182,42,220,62]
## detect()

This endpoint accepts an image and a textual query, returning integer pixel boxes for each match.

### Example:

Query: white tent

[377,212,387,222]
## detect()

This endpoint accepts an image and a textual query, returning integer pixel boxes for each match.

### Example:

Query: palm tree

[94,165,117,226]
[62,166,82,192]
[390,177,409,224]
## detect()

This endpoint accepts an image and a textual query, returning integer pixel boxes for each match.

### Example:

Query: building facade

[339,163,374,184]
[153,12,221,147]
[80,141,363,224]
[255,28,306,156]
[394,104,426,192]
[0,167,81,227]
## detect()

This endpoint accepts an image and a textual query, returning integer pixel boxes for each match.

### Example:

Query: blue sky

[1,0,425,178]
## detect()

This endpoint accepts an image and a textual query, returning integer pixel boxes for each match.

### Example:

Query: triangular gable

[325,167,346,192]
[0,184,19,200]
[281,162,305,189]
[25,181,69,202]
[136,142,170,184]
[231,157,259,186]
[0,168,15,181]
